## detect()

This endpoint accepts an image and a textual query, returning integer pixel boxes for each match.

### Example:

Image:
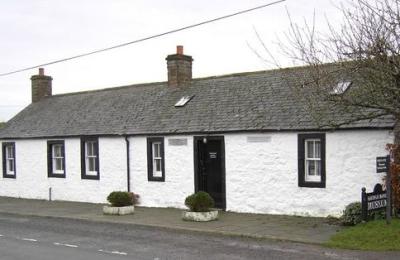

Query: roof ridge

[51,63,330,98]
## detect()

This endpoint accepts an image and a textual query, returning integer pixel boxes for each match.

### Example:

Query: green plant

[184,191,214,212]
[341,202,362,226]
[340,202,387,226]
[107,191,133,207]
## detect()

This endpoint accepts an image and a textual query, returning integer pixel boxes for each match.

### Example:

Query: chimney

[31,68,52,103]
[166,45,193,87]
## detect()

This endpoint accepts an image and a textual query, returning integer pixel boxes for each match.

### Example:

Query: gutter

[124,136,131,192]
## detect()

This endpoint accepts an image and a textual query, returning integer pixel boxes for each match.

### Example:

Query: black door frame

[193,136,226,210]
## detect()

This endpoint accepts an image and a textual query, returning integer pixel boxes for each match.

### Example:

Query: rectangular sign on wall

[376,156,389,173]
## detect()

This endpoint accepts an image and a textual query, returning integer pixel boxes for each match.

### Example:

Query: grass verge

[325,219,400,251]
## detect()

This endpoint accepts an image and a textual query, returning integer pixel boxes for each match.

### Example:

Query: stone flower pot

[182,210,218,222]
[103,205,134,215]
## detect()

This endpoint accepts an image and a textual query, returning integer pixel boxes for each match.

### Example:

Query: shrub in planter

[184,191,214,212]
[107,191,133,207]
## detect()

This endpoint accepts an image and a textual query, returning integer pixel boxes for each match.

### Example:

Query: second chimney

[166,46,193,87]
[31,68,52,103]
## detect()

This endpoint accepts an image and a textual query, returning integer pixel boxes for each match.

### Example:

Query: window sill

[48,173,66,178]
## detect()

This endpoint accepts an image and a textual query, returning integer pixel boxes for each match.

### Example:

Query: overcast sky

[0,0,344,121]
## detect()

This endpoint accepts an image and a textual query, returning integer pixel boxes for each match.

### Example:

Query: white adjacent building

[0,46,394,217]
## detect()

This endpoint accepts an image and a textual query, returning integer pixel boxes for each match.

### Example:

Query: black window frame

[47,140,66,178]
[147,137,165,182]
[2,142,16,179]
[298,133,326,188]
[81,137,100,180]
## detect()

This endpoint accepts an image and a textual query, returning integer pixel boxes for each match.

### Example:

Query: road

[0,213,398,260]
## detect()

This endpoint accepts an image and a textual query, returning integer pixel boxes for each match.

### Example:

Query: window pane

[306,141,314,158]
[6,146,14,159]
[153,143,160,157]
[315,141,321,158]
[155,159,161,172]
[87,142,93,156]
[8,159,14,172]
[55,158,63,171]
[88,157,96,172]
[315,160,321,176]
[53,145,62,157]
[306,160,315,176]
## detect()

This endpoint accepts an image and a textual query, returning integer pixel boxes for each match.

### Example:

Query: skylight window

[330,81,352,95]
[174,95,194,107]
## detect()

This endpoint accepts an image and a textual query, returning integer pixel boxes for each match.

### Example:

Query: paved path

[1,213,399,260]
[0,197,341,244]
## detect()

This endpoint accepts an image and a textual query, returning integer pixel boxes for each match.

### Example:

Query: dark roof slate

[0,67,394,139]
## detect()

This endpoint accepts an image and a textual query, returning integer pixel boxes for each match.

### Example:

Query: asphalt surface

[0,213,399,260]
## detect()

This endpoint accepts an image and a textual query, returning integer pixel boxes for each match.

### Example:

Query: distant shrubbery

[0,122,5,128]
[184,191,214,212]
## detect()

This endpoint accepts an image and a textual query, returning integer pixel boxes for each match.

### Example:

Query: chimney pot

[39,68,44,76]
[177,45,184,55]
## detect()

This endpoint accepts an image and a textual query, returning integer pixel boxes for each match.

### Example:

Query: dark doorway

[194,136,226,209]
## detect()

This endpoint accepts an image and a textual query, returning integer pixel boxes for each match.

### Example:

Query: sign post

[374,155,392,224]
[385,155,392,224]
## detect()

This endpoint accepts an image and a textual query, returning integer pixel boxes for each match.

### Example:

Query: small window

[2,142,16,178]
[174,95,194,107]
[81,137,99,180]
[298,133,326,188]
[47,140,66,178]
[330,81,352,95]
[147,137,165,181]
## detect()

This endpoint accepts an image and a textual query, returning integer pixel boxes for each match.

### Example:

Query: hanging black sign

[376,156,389,173]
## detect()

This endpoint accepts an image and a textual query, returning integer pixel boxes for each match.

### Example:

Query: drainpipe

[124,136,131,192]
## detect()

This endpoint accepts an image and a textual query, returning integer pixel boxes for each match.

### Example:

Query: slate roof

[0,66,394,139]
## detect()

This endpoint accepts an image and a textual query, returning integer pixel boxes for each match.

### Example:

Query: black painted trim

[2,142,16,179]
[125,136,131,192]
[81,136,100,180]
[47,140,66,178]
[193,136,226,210]
[298,133,326,188]
[147,137,165,182]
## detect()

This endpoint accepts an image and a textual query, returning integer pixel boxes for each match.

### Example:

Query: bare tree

[257,0,400,147]
[256,0,400,212]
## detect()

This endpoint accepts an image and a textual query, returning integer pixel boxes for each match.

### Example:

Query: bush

[184,191,215,212]
[341,202,387,226]
[341,202,362,226]
[107,191,133,207]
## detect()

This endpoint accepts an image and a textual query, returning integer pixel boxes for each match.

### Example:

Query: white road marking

[53,242,78,248]
[0,234,3,237]
[98,249,128,256]
[21,238,37,242]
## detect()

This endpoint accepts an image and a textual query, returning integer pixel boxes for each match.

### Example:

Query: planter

[182,210,218,222]
[103,205,134,215]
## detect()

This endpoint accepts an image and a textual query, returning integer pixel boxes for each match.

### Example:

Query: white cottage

[0,46,394,217]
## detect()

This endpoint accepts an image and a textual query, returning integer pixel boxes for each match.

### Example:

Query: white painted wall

[0,129,393,216]
[129,136,194,208]
[225,130,393,217]
[0,137,127,203]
